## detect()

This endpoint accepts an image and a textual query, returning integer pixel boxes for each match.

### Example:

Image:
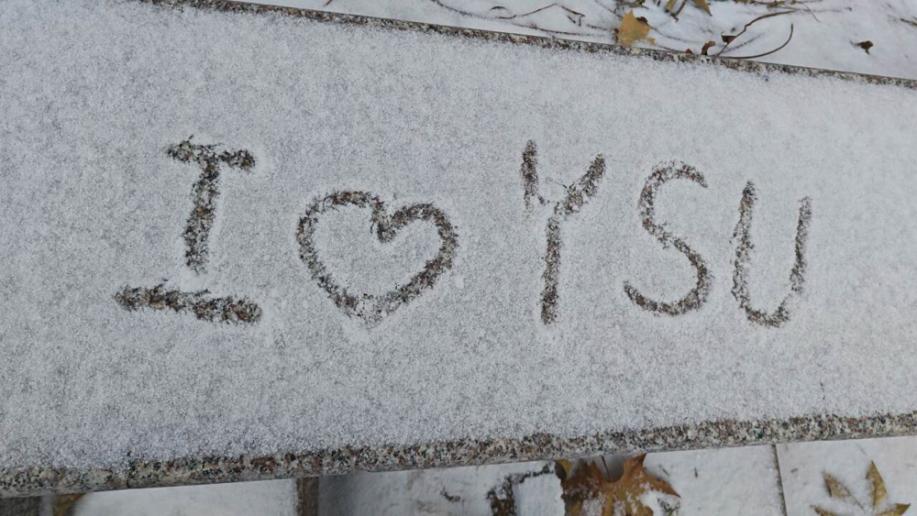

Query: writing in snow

[114,138,812,328]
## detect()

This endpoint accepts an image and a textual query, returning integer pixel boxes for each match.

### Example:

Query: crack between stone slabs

[772,444,790,516]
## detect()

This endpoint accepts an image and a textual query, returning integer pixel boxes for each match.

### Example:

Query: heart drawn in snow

[297,191,458,324]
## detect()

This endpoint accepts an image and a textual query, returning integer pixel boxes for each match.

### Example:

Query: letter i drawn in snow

[114,137,262,324]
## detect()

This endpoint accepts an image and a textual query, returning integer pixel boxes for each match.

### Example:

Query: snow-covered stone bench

[2,0,917,496]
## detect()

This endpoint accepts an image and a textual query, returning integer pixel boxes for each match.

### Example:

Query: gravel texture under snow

[2,0,917,471]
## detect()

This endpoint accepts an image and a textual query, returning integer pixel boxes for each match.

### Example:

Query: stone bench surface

[2,0,917,496]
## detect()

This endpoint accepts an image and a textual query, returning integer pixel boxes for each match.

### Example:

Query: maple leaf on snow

[558,453,678,516]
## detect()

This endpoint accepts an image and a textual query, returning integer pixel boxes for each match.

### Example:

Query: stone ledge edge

[3,412,916,496]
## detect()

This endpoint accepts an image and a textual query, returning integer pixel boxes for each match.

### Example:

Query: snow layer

[2,0,917,471]
[72,479,297,516]
[645,446,784,515]
[778,436,917,515]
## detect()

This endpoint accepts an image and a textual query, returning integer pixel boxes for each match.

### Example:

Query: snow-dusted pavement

[3,0,917,481]
[3,0,917,512]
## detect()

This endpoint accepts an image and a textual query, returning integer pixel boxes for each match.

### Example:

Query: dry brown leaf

[693,0,712,15]
[824,472,854,500]
[560,454,678,516]
[560,461,605,516]
[868,461,888,509]
[820,463,910,516]
[701,40,716,55]
[616,11,655,47]
[877,504,911,516]
[556,459,574,479]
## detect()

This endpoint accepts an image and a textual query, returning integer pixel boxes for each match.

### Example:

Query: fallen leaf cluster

[813,462,909,516]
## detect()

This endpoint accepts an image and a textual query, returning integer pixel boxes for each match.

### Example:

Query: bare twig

[723,23,794,60]
[725,33,764,52]
[427,0,610,38]
[592,0,616,15]
[650,22,700,44]
[489,3,585,23]
[715,10,793,56]
[738,0,821,7]
[672,0,688,20]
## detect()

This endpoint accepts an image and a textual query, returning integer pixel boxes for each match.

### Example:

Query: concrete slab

[2,0,917,496]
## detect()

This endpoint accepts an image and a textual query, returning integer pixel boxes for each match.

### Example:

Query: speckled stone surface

[3,412,917,496]
[2,0,916,498]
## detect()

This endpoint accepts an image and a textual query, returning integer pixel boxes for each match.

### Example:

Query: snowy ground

[72,480,298,516]
[67,436,917,515]
[257,0,917,80]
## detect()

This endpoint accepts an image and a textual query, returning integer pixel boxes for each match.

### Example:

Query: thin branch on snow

[715,10,793,56]
[724,23,794,60]
[426,0,610,38]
